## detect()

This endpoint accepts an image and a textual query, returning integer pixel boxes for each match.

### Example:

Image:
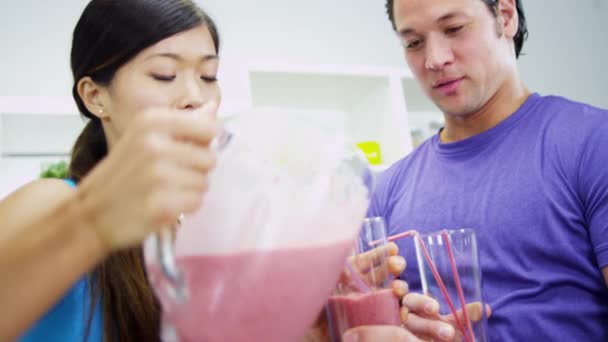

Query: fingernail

[438,325,455,340]
[343,331,359,342]
[424,301,439,314]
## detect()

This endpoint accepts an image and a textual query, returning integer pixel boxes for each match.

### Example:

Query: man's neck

[440,79,531,143]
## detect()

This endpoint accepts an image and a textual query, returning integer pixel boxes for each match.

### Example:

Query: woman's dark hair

[68,1,219,341]
[385,0,528,58]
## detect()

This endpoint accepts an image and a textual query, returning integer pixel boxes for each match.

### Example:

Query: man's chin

[433,98,465,115]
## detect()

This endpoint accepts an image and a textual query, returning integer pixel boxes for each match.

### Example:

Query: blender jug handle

[153,126,233,304]
[155,216,188,303]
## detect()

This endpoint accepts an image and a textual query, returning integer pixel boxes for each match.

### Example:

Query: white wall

[518,0,608,108]
[201,0,608,108]
[1,0,606,106]
[0,1,88,96]
[200,0,403,68]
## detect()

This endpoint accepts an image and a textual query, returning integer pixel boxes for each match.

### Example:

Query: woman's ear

[77,76,110,120]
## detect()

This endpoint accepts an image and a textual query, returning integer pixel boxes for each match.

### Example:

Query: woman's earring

[99,108,111,122]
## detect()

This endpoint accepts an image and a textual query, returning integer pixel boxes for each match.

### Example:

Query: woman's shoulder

[0,178,76,227]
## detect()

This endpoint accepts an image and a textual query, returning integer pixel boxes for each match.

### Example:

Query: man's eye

[446,25,464,35]
[406,40,422,50]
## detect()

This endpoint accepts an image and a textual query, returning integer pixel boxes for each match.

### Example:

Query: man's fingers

[348,243,403,279]
[343,325,421,342]
[388,255,406,275]
[403,313,456,342]
[386,242,399,256]
[443,302,492,325]
[351,245,390,271]
[392,279,409,298]
[402,293,441,317]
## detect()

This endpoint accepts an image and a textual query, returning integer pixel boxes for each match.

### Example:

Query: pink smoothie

[327,289,401,341]
[147,241,353,342]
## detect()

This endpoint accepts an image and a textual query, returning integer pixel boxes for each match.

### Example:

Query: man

[354,0,608,341]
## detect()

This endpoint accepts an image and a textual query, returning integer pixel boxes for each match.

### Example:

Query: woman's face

[99,24,221,146]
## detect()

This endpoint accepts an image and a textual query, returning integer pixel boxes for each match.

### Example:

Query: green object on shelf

[40,160,69,179]
[356,141,382,165]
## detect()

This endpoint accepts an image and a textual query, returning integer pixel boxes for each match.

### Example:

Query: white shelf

[0,96,82,198]
[0,96,79,115]
[401,77,443,148]
[1,113,84,157]
[245,63,415,166]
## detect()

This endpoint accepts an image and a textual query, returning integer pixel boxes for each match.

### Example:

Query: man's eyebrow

[398,11,468,37]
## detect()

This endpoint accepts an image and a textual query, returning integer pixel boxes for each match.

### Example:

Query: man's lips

[432,77,465,95]
[433,77,465,88]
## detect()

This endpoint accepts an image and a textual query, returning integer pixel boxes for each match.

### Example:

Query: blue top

[369,93,608,341]
[19,179,103,342]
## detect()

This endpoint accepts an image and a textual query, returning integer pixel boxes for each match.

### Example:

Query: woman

[1,0,220,341]
[1,1,413,341]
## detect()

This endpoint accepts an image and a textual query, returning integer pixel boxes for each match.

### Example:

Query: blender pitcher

[143,110,375,342]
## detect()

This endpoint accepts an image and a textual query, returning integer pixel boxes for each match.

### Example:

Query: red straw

[367,227,475,341]
[442,232,476,342]
[417,235,471,342]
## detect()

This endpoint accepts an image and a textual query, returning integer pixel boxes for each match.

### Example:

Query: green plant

[40,160,69,179]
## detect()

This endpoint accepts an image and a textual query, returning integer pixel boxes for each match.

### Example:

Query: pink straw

[442,232,475,342]
[368,230,418,247]
[417,235,471,342]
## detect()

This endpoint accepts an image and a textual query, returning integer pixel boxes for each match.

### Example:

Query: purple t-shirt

[369,93,608,341]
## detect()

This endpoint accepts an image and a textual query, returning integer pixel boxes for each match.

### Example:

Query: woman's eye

[152,74,175,82]
[201,75,218,83]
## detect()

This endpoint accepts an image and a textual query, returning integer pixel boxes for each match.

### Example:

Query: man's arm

[603,267,608,288]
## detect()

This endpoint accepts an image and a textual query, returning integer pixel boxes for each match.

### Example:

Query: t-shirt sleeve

[579,117,608,269]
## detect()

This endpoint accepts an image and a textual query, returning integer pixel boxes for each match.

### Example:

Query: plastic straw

[368,230,417,247]
[367,227,476,341]
[417,235,470,342]
[442,231,475,342]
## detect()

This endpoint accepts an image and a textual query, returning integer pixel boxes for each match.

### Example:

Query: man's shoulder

[531,94,608,181]
[535,94,608,122]
[532,94,608,146]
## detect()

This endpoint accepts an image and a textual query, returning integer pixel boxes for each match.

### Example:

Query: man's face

[393,0,516,116]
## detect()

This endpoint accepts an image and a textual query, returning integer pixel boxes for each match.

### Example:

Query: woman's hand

[77,102,219,251]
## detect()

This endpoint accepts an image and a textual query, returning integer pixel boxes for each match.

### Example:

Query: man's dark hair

[385,0,528,58]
